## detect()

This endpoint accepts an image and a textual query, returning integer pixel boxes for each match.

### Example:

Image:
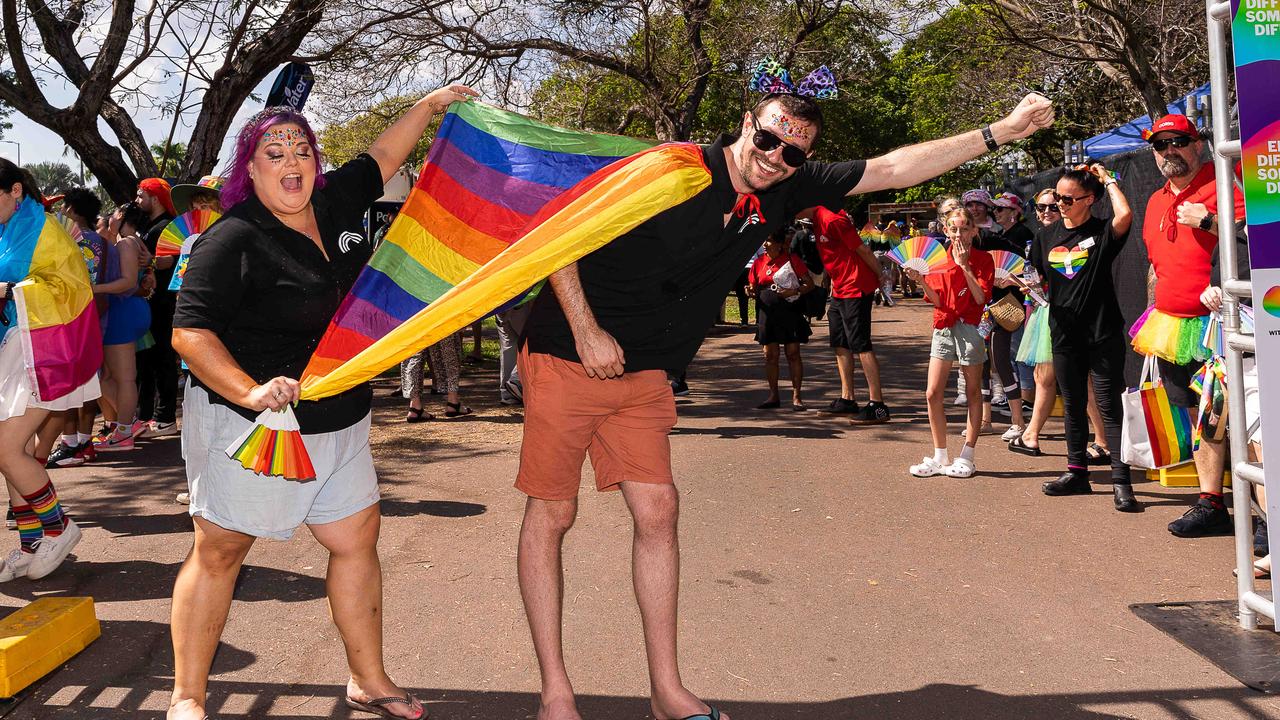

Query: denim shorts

[181,385,379,540]
[931,322,988,366]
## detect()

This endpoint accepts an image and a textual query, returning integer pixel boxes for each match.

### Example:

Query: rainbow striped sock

[12,504,42,553]
[21,481,66,538]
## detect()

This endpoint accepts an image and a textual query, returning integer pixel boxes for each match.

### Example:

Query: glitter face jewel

[768,113,811,142]
[259,126,306,148]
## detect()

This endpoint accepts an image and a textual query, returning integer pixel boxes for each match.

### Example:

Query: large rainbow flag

[296,101,712,401]
[1,198,102,401]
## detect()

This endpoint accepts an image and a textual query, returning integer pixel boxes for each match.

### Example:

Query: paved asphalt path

[3,298,1279,719]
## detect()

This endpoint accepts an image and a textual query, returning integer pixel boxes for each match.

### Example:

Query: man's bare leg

[518,496,582,720]
[619,482,729,720]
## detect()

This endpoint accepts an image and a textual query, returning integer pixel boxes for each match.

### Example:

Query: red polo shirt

[812,207,879,298]
[1143,163,1246,317]
[749,251,810,289]
[924,250,994,329]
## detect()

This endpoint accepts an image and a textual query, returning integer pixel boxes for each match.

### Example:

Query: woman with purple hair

[167,83,477,720]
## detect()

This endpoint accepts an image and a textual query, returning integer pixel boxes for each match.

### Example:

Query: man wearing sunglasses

[1138,113,1249,539]
[515,89,1055,720]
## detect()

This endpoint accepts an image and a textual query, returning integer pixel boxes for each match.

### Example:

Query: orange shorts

[515,348,677,500]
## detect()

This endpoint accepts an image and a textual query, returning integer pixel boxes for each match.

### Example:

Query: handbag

[1121,355,1195,469]
[987,293,1024,332]
[1191,358,1229,448]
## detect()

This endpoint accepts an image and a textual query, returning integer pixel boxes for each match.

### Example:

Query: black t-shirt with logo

[523,134,865,373]
[1029,215,1128,348]
[173,154,382,433]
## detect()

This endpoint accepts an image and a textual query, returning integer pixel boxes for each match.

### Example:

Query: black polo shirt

[524,134,865,373]
[173,154,382,433]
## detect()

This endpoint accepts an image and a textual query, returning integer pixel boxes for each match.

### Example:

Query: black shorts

[1157,357,1199,408]
[827,295,874,352]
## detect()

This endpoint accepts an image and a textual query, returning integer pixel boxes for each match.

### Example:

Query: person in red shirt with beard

[801,206,891,424]
[904,207,994,479]
[1132,114,1248,537]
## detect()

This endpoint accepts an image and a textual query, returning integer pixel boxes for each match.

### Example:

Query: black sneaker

[823,398,859,415]
[671,379,690,396]
[46,442,86,469]
[1168,498,1234,538]
[991,399,1012,418]
[1255,518,1269,558]
[849,402,890,425]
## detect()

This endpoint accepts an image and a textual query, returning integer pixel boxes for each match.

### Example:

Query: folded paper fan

[886,235,948,274]
[225,405,316,481]
[157,209,221,257]
[988,250,1025,280]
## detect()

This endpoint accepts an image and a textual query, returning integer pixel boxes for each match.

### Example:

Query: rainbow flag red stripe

[299,102,711,398]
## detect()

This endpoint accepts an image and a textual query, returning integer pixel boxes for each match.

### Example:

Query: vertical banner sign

[265,62,315,111]
[1230,0,1280,597]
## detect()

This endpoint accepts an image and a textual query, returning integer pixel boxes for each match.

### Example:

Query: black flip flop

[1087,442,1112,466]
[756,400,781,409]
[1008,436,1043,456]
[345,695,426,719]
[791,403,808,412]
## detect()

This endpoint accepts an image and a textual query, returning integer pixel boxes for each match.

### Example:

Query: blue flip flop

[679,707,721,720]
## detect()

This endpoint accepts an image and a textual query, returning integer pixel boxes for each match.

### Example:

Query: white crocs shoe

[910,457,949,477]
[0,548,31,582]
[946,457,976,478]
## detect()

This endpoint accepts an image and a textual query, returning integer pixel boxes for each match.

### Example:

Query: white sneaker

[910,457,949,477]
[946,457,976,478]
[1001,425,1025,442]
[147,420,179,437]
[176,492,191,505]
[26,518,82,579]
[0,548,31,582]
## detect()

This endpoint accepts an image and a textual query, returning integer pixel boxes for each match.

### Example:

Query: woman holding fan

[167,83,478,720]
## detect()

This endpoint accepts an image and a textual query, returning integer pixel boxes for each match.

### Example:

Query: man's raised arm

[849,93,1055,196]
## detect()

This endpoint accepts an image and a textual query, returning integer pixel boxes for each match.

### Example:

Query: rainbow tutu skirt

[1016,303,1052,365]
[1129,307,1211,365]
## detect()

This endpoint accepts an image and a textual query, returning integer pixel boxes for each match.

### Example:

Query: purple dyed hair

[219,107,326,210]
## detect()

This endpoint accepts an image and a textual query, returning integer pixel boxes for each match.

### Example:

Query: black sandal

[345,695,426,719]
[444,402,473,418]
[1008,436,1043,456]
[756,399,781,409]
[405,407,433,423]
[1087,442,1112,466]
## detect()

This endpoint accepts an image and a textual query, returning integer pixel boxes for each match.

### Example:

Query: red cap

[138,177,177,216]
[1143,114,1199,141]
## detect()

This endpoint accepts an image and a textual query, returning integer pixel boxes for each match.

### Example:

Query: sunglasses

[749,114,808,168]
[1151,136,1193,152]
[1035,203,1060,213]
[1053,192,1091,207]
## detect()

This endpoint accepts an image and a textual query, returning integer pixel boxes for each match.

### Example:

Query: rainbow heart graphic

[1264,286,1280,318]
[1049,244,1089,279]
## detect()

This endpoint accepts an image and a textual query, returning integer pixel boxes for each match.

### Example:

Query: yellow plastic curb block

[1148,462,1232,488]
[0,597,100,698]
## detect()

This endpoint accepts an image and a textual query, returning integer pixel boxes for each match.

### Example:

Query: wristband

[981,125,999,152]
[1199,212,1216,231]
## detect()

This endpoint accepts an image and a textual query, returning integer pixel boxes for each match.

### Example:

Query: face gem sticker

[768,113,811,142]
[259,126,306,148]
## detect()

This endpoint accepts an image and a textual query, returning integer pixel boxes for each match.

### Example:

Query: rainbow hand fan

[55,213,83,245]
[225,405,316,481]
[987,250,1025,280]
[859,220,881,244]
[886,235,948,274]
[157,209,221,257]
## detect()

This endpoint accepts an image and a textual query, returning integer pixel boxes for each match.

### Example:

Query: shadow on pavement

[17,681,1275,719]
[380,499,486,518]
[0,561,325,604]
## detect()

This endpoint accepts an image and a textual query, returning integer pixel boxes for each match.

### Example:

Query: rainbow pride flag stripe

[1138,384,1194,468]
[298,102,710,400]
[2,198,102,402]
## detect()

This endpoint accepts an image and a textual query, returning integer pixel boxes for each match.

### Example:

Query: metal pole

[1205,0,1265,631]
[0,140,19,166]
